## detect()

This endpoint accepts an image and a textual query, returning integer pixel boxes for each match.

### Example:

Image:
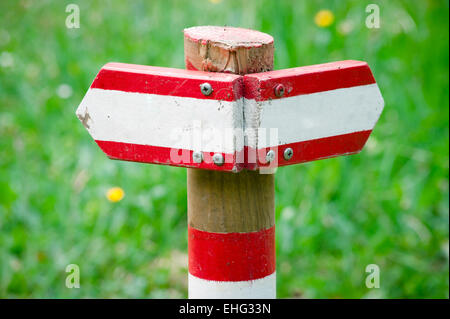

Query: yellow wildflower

[209,0,222,4]
[106,187,125,202]
[315,10,335,28]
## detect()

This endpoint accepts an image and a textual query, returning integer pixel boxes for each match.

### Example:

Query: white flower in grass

[0,51,14,68]
[57,83,73,99]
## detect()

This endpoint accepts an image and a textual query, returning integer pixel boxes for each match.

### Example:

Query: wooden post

[184,26,276,299]
[77,22,385,301]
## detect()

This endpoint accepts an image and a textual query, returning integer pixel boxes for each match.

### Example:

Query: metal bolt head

[212,153,224,166]
[265,150,276,163]
[274,84,285,97]
[192,151,203,163]
[200,82,213,96]
[283,147,293,160]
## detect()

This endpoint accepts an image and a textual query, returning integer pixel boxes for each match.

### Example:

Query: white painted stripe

[245,84,384,148]
[188,272,276,299]
[77,84,383,154]
[76,88,244,154]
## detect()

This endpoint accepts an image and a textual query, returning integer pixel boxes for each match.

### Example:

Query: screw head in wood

[283,147,293,160]
[265,150,276,163]
[200,82,213,96]
[212,153,224,166]
[274,84,285,97]
[192,151,203,163]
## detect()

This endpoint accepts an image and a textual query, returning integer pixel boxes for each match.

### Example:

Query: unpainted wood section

[187,169,274,233]
[184,26,274,75]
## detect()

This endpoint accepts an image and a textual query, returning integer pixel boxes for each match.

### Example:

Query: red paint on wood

[79,60,381,171]
[93,131,370,171]
[188,225,276,281]
[253,130,372,169]
[91,62,243,101]
[243,60,376,101]
[95,140,241,172]
[185,58,199,71]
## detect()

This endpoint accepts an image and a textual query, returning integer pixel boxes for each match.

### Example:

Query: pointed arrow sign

[76,62,245,172]
[76,60,384,172]
[244,60,384,169]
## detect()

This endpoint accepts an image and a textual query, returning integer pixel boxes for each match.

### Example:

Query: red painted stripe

[95,140,242,172]
[253,130,372,168]
[188,226,276,282]
[94,131,370,171]
[90,62,243,101]
[243,60,376,101]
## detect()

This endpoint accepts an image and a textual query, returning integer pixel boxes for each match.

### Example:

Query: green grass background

[0,0,448,298]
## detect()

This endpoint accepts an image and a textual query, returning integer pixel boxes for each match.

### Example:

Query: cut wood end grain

[183,26,274,49]
[184,26,274,75]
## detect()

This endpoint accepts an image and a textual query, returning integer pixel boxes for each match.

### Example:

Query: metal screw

[192,151,203,163]
[265,150,276,163]
[200,82,213,96]
[274,84,285,97]
[212,153,224,166]
[283,147,293,160]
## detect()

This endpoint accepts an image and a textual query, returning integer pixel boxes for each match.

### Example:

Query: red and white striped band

[188,226,276,299]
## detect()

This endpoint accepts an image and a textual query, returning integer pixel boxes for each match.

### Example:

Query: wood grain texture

[187,169,274,232]
[184,26,274,75]
[185,26,275,233]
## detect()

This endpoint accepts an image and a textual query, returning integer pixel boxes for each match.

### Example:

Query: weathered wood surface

[184,26,274,74]
[243,60,384,169]
[185,26,276,299]
[76,60,383,172]
[73,23,386,300]
[75,63,244,171]
[187,169,274,233]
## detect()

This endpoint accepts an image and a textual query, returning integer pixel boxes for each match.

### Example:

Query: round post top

[183,26,274,75]
[183,26,274,49]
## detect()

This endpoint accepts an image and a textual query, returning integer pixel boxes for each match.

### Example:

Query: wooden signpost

[76,26,384,299]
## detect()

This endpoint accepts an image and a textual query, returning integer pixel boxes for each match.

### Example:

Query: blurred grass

[0,0,448,298]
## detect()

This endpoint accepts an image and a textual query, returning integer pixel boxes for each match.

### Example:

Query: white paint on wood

[245,83,384,148]
[76,88,244,154]
[188,272,276,299]
[77,84,383,159]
